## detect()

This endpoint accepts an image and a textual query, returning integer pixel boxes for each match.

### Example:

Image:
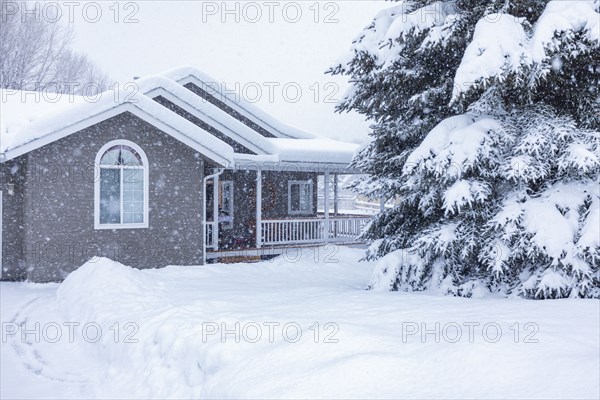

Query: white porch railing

[260,216,370,246]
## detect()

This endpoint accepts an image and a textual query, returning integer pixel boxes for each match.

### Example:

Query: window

[288,180,313,214]
[219,180,234,229]
[95,140,148,229]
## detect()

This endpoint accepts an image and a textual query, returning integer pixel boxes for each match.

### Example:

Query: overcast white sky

[68,1,387,143]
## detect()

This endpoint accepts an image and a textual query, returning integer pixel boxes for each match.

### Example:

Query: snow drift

[3,251,596,399]
[57,258,211,398]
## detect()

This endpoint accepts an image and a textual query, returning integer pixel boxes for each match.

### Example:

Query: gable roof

[0,84,234,166]
[1,68,359,170]
[136,75,276,155]
[162,66,316,140]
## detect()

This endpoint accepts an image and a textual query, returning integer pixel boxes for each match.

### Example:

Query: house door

[205,178,218,251]
[219,180,234,230]
[205,178,234,251]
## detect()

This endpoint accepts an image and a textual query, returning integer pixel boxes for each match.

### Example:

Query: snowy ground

[1,247,598,399]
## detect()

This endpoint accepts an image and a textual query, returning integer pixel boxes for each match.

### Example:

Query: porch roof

[232,145,360,173]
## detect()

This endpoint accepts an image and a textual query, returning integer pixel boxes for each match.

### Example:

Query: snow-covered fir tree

[330,0,600,298]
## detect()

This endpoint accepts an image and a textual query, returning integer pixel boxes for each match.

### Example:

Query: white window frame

[288,180,313,215]
[94,139,149,230]
[219,180,234,229]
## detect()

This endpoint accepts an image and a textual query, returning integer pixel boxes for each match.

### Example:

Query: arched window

[94,140,149,229]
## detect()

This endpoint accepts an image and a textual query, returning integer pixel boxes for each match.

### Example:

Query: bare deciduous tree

[0,0,109,94]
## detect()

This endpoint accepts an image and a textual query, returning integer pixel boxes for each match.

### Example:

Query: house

[0,67,371,282]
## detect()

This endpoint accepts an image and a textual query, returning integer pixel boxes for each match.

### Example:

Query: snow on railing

[260,217,370,246]
[355,199,394,212]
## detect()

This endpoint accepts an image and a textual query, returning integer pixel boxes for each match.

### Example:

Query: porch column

[333,174,339,216]
[333,173,339,238]
[256,169,262,248]
[324,171,330,242]
[213,174,220,251]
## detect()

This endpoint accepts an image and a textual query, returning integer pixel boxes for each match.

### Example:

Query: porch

[205,214,370,259]
[202,165,375,262]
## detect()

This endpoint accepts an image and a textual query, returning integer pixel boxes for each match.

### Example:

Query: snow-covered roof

[1,68,359,171]
[0,87,234,166]
[162,66,317,140]
[267,137,359,165]
[0,89,87,149]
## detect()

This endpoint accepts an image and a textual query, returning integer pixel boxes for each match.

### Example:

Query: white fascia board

[2,102,233,167]
[144,87,270,155]
[175,75,315,140]
[126,103,233,167]
[233,157,359,174]
[2,103,126,162]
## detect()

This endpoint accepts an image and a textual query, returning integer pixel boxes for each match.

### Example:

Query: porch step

[216,255,263,264]
[205,242,367,261]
